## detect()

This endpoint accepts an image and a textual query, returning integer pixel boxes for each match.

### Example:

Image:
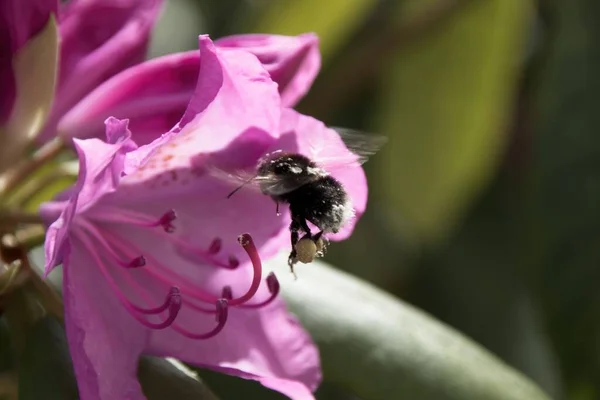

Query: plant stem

[6,168,74,208]
[0,210,43,227]
[0,137,68,200]
[14,225,46,250]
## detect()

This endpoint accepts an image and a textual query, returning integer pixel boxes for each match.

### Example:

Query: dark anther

[227,255,240,269]
[126,255,146,268]
[221,286,233,300]
[159,209,177,232]
[208,238,222,254]
[238,273,280,309]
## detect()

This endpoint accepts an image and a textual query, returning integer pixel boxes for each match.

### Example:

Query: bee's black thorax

[257,152,353,234]
[257,153,316,177]
[278,175,349,233]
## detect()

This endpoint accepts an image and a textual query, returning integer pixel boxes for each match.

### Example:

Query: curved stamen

[227,234,262,306]
[132,286,180,315]
[76,231,181,330]
[81,222,223,317]
[88,208,177,232]
[91,224,219,304]
[208,238,222,254]
[238,273,280,309]
[140,290,182,330]
[173,299,229,339]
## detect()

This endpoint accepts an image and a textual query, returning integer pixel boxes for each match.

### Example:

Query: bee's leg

[288,219,301,264]
[287,255,298,280]
[275,201,280,216]
[313,230,324,241]
[299,219,312,238]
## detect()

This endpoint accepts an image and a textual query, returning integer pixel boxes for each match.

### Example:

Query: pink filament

[172,299,229,339]
[227,234,262,306]
[93,224,219,304]
[76,215,276,340]
[238,273,280,309]
[76,230,181,330]
[90,207,239,270]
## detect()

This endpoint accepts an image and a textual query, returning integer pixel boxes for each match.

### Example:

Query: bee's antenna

[226,175,256,199]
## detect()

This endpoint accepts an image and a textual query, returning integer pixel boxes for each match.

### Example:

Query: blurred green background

[5,0,600,399]
[146,0,596,399]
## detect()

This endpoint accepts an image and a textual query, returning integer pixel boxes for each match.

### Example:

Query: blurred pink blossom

[59,32,321,144]
[0,0,58,124]
[36,0,165,142]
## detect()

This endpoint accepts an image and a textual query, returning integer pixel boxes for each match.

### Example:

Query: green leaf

[375,0,532,243]
[196,368,356,400]
[138,357,220,400]
[18,316,78,400]
[195,368,287,400]
[266,255,551,400]
[529,0,600,395]
[249,0,378,60]
[0,318,14,373]
[408,178,564,398]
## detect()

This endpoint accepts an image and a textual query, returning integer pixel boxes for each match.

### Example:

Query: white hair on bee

[329,199,355,228]
[306,166,327,177]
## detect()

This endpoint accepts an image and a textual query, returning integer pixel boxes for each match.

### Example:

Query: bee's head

[258,153,312,176]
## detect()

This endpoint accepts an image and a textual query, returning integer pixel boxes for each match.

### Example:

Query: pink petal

[63,221,320,398]
[148,300,321,396]
[0,0,58,122]
[38,0,163,142]
[119,34,282,192]
[216,33,320,107]
[107,130,290,275]
[43,117,136,274]
[86,228,321,395]
[63,243,148,400]
[59,50,199,145]
[175,35,280,135]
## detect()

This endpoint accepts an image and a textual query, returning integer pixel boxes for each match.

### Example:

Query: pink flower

[0,0,162,173]
[0,0,57,124]
[58,32,321,145]
[41,35,367,400]
[36,0,164,142]
[0,0,58,172]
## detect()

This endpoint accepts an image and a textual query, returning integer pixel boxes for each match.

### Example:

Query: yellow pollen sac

[294,238,318,264]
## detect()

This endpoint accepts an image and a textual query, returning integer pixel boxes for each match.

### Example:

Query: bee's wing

[205,163,320,197]
[311,127,388,171]
[205,165,262,193]
[254,173,321,196]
